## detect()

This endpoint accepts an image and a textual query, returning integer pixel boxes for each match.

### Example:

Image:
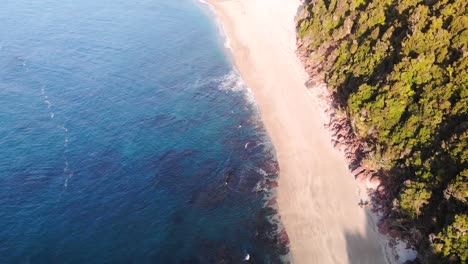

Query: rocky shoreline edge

[295,45,384,194]
[294,6,417,263]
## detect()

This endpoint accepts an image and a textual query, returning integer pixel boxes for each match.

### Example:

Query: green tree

[433,214,468,262]
[297,0,467,261]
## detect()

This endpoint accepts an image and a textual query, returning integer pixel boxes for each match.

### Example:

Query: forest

[297,0,467,262]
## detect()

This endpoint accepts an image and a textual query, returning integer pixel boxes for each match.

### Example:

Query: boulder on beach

[367,175,381,189]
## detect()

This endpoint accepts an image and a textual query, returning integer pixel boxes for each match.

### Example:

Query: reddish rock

[356,172,369,183]
[279,229,290,245]
[268,181,279,188]
[350,144,360,154]
[377,185,386,195]
[297,32,398,245]
[388,229,401,239]
[267,198,277,206]
[378,221,390,235]
[367,176,382,189]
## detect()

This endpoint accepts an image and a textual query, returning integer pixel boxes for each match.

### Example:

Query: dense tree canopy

[297,0,467,262]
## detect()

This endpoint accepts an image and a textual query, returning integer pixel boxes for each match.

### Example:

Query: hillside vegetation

[297,0,467,262]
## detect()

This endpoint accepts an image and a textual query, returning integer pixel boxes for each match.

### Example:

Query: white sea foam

[195,0,232,50]
[256,168,268,177]
[219,71,259,111]
[50,112,55,119]
[58,125,68,132]
[244,142,250,149]
[219,70,245,92]
[253,178,268,193]
[64,171,74,187]
[195,0,262,114]
[219,21,232,50]
[63,157,74,187]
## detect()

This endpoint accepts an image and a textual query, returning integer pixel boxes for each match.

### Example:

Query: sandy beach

[204,0,389,263]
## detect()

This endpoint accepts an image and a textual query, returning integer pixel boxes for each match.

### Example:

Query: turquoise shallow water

[0,0,288,263]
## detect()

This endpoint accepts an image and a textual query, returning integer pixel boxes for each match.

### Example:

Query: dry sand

[203,0,390,263]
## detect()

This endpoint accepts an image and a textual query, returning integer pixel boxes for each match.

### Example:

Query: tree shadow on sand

[344,209,391,264]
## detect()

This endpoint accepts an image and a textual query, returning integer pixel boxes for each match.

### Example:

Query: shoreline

[203,0,391,263]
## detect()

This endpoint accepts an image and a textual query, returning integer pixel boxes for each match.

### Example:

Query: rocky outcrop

[296,48,381,193]
[328,108,382,191]
[294,14,389,219]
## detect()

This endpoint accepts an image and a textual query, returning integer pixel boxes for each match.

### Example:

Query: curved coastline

[203,0,390,263]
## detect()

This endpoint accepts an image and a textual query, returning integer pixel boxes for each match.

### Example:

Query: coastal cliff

[296,0,467,262]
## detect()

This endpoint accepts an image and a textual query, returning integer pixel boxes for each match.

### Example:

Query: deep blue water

[0,0,289,263]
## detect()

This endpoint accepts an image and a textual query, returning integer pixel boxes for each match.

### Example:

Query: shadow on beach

[344,210,390,264]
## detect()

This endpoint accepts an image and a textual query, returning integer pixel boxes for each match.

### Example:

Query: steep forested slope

[296,0,467,262]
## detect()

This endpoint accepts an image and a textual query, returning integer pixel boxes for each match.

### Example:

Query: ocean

[0,0,289,263]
